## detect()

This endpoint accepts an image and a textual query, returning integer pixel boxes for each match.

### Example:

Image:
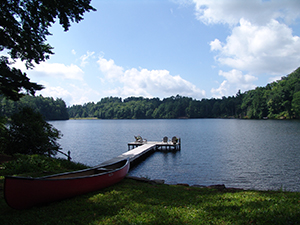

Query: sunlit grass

[0,154,300,224]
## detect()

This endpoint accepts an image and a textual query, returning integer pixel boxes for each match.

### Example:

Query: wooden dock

[98,137,180,169]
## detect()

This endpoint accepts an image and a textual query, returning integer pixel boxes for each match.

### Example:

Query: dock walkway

[98,138,180,169]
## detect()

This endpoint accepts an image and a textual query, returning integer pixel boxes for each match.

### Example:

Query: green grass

[0,153,87,177]
[1,155,300,224]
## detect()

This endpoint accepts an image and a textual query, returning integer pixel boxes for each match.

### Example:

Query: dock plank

[97,139,180,168]
[97,143,156,167]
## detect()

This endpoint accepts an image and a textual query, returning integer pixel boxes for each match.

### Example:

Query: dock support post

[67,151,71,161]
[179,138,181,150]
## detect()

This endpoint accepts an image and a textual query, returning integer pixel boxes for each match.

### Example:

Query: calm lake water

[50,119,300,192]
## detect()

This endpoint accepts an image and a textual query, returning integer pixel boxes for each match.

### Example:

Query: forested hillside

[1,67,299,120]
[68,67,300,120]
[0,95,69,120]
[241,67,300,119]
[67,94,244,119]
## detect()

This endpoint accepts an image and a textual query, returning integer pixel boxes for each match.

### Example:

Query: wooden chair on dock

[163,136,168,143]
[134,136,143,143]
[172,136,178,144]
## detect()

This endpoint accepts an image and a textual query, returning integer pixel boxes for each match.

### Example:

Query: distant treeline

[68,67,300,120]
[0,95,69,120]
[1,67,300,120]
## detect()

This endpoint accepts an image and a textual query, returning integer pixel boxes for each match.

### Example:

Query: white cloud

[219,69,257,84]
[71,49,76,55]
[268,75,283,84]
[66,84,101,105]
[192,0,300,80]
[97,56,205,99]
[213,19,300,75]
[39,83,101,106]
[211,69,257,97]
[80,51,95,67]
[12,59,84,80]
[39,85,71,100]
[31,62,84,80]
[210,39,222,51]
[97,57,124,81]
[192,0,300,26]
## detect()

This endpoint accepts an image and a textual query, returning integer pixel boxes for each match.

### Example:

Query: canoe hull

[4,159,129,209]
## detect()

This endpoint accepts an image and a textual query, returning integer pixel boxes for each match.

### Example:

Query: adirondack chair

[163,136,168,143]
[172,136,178,144]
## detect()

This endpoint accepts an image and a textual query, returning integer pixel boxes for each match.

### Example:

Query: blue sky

[17,0,300,106]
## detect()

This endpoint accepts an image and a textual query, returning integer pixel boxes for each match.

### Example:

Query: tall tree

[0,0,96,100]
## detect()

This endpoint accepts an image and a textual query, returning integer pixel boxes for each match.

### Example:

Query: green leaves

[1,154,88,176]
[0,95,69,120]
[3,107,62,156]
[292,91,300,117]
[0,57,44,101]
[0,0,95,100]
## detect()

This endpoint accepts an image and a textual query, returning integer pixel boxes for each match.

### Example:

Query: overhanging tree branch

[0,0,96,100]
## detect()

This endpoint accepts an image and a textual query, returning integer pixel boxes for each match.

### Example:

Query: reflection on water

[50,119,300,191]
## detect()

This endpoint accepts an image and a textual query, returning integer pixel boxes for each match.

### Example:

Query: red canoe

[4,158,129,209]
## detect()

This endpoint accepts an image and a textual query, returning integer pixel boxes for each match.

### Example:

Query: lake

[50,119,300,192]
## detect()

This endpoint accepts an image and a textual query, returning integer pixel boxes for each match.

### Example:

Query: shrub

[4,107,62,156]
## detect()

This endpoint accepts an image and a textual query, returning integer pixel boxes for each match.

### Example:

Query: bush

[1,154,88,176]
[0,116,8,154]
[3,107,62,156]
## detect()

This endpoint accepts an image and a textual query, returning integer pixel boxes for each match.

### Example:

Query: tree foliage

[1,66,299,121]
[67,95,239,119]
[1,71,299,121]
[2,107,62,156]
[0,95,69,120]
[0,0,95,100]
[68,67,300,120]
[0,1,94,156]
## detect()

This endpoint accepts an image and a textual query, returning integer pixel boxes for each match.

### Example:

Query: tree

[0,95,69,120]
[292,91,300,118]
[1,0,96,100]
[3,107,62,156]
[0,116,8,153]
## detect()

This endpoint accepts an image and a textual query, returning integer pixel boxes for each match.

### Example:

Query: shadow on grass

[0,178,300,224]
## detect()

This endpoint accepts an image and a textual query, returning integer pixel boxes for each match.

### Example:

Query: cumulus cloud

[11,59,91,105]
[192,0,300,26]
[195,0,300,75]
[66,84,101,106]
[192,0,300,95]
[39,85,71,101]
[211,69,257,97]
[210,39,222,51]
[39,82,101,106]
[31,62,84,80]
[97,56,205,99]
[211,19,300,75]
[97,57,124,81]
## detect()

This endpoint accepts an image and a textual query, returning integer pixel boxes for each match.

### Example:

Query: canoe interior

[4,158,130,210]
[41,159,128,180]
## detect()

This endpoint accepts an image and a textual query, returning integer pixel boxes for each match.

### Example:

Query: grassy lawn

[0,154,300,224]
